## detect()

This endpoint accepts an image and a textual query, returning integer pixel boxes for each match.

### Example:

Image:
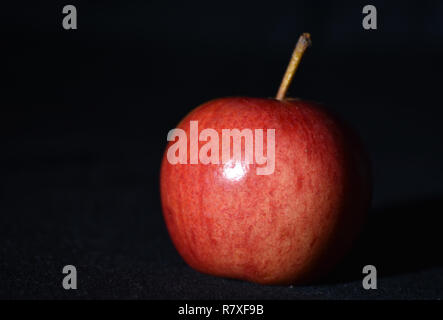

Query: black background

[1,0,443,299]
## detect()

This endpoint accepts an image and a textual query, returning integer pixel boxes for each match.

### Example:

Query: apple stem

[276,33,311,101]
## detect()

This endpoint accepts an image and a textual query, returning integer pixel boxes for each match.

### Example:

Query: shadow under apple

[323,196,443,284]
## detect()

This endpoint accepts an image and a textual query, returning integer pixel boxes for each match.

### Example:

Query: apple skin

[160,97,371,285]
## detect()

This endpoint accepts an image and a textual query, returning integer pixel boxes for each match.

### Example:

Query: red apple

[160,34,371,284]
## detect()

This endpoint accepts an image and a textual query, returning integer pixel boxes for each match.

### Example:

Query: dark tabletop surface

[1,0,443,299]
